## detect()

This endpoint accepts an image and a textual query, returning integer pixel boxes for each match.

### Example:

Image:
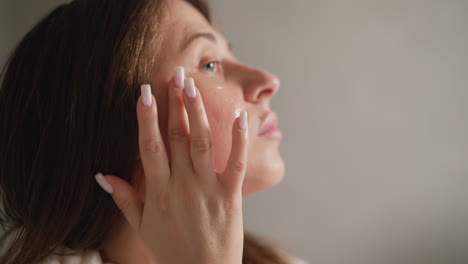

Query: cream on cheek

[210,106,243,173]
[183,64,243,170]
[200,83,243,173]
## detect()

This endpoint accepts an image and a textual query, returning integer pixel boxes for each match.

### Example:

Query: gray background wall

[1,1,467,264]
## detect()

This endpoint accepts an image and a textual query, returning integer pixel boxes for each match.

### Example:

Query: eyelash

[200,60,223,74]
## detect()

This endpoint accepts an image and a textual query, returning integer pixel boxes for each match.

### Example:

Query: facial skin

[150,0,284,197]
[102,0,284,263]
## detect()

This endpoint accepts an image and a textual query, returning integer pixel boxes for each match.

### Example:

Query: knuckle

[191,138,213,153]
[143,106,158,120]
[148,195,169,214]
[212,193,240,216]
[168,127,188,142]
[223,198,240,213]
[231,160,246,174]
[141,139,164,155]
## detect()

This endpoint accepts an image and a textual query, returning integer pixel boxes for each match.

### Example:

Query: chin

[241,155,285,197]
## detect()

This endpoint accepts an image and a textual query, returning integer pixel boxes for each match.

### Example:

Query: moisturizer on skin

[234,108,242,118]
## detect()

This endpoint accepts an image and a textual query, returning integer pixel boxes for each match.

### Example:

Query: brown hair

[0,0,292,263]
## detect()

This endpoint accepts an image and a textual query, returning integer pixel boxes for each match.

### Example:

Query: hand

[95,68,248,264]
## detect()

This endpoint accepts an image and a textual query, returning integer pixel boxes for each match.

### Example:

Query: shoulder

[38,247,105,264]
[1,227,109,264]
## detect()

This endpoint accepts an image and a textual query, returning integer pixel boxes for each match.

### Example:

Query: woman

[0,0,307,263]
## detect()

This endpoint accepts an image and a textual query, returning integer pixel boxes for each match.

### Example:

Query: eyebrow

[179,32,233,52]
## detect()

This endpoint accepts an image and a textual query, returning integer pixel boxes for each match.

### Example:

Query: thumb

[95,173,143,232]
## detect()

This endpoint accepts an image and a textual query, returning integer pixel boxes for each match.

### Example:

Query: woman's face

[146,0,284,197]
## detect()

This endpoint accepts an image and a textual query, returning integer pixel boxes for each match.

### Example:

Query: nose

[235,64,280,104]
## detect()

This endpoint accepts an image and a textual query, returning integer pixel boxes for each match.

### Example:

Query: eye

[201,61,221,73]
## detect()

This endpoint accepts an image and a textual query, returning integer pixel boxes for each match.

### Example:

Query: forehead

[163,0,216,46]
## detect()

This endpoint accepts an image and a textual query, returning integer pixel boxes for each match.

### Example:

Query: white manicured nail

[184,77,196,98]
[175,66,185,88]
[239,111,248,130]
[141,84,152,106]
[95,173,113,194]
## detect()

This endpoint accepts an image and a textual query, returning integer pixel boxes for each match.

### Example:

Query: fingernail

[184,77,196,98]
[239,111,248,130]
[95,173,114,194]
[175,66,185,88]
[141,84,152,107]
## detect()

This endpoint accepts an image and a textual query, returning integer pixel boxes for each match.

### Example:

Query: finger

[167,67,192,173]
[138,84,170,197]
[95,173,143,231]
[182,77,214,178]
[219,111,248,194]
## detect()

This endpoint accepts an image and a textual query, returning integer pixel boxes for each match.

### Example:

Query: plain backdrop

[1,1,467,264]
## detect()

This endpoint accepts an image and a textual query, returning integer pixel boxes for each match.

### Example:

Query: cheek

[197,83,243,173]
[204,97,239,173]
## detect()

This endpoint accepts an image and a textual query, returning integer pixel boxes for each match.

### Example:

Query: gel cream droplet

[234,108,242,118]
[216,86,224,90]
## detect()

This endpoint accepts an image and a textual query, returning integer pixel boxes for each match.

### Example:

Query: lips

[258,112,281,137]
